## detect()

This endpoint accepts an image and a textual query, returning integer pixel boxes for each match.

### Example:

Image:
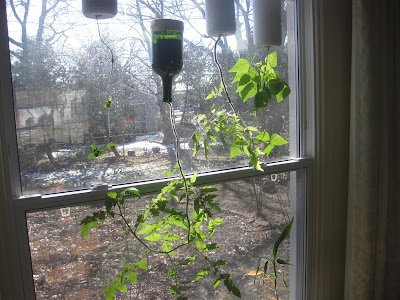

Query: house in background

[13,89,159,146]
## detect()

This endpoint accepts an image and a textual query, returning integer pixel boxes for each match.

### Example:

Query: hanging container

[151,19,184,103]
[205,0,236,36]
[253,0,282,48]
[82,0,118,19]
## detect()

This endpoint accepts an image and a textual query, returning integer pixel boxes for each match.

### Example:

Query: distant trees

[7,0,290,153]
[7,0,71,90]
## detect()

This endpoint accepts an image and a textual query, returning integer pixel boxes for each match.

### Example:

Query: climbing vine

[81,40,290,298]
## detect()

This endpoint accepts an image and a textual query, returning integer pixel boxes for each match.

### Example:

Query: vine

[81,37,291,298]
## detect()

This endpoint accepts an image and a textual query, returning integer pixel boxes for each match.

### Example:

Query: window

[1,0,312,299]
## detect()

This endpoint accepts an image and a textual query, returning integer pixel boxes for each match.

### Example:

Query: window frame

[0,0,316,299]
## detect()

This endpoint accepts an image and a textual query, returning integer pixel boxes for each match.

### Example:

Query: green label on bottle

[152,31,183,44]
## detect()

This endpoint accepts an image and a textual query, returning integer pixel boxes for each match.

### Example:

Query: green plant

[81,42,290,298]
[192,51,290,171]
[248,218,294,300]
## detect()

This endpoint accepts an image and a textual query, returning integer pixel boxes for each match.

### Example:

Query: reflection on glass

[27,173,292,299]
[6,0,291,195]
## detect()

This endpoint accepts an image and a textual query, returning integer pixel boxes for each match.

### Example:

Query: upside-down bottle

[151,19,184,103]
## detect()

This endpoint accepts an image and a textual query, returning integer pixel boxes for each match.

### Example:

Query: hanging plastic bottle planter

[205,0,236,37]
[151,19,184,103]
[82,0,118,19]
[252,0,282,48]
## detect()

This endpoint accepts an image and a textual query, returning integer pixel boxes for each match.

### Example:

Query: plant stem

[213,36,238,116]
[213,36,248,131]
[168,103,192,243]
[116,203,190,255]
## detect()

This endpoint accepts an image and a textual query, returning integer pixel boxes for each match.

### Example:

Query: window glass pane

[6,0,294,195]
[27,172,294,299]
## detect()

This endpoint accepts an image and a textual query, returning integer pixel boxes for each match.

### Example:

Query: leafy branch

[192,50,290,171]
[80,170,240,299]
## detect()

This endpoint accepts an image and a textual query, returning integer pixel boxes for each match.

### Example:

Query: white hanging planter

[205,0,236,36]
[82,0,118,19]
[253,0,282,48]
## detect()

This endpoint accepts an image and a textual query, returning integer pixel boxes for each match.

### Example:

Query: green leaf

[246,126,259,132]
[125,272,138,284]
[267,51,278,67]
[269,79,285,96]
[168,216,188,229]
[273,218,294,259]
[144,233,163,242]
[168,270,175,278]
[277,85,291,102]
[170,285,179,294]
[165,233,181,241]
[232,72,246,83]
[228,58,250,73]
[115,283,127,293]
[206,90,215,100]
[270,133,289,146]
[138,259,148,270]
[81,221,97,239]
[104,98,112,108]
[107,192,118,199]
[255,131,270,143]
[283,278,290,290]
[88,153,95,159]
[195,268,210,281]
[224,278,241,298]
[190,172,197,184]
[162,242,174,254]
[236,74,251,92]
[201,186,218,193]
[178,255,196,266]
[264,144,275,156]
[204,139,210,159]
[230,146,242,159]
[197,114,206,121]
[254,90,271,109]
[255,147,264,156]
[108,142,115,150]
[249,67,260,80]
[196,239,207,251]
[206,243,219,251]
[277,259,294,266]
[213,278,222,289]
[239,82,258,102]
[137,224,157,235]
[213,217,223,225]
[263,260,269,274]
[213,259,227,267]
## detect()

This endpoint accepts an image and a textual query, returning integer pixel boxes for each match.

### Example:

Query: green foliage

[81,179,239,299]
[191,52,290,171]
[104,97,112,108]
[88,144,106,159]
[254,218,294,299]
[81,52,291,299]
[192,110,287,171]
[229,51,290,111]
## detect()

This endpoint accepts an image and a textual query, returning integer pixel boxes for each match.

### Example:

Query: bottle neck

[162,75,173,103]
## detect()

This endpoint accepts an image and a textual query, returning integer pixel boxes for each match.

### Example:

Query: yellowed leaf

[242,270,265,278]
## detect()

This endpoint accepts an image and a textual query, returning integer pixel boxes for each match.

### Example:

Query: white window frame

[0,0,316,299]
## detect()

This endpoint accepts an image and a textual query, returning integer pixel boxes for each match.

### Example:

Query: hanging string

[96,16,115,145]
